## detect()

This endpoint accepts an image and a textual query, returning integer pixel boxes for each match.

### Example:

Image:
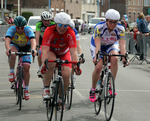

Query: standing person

[41,12,81,104]
[75,19,80,32]
[146,15,150,31]
[5,16,36,100]
[36,11,55,78]
[89,9,128,102]
[137,12,150,60]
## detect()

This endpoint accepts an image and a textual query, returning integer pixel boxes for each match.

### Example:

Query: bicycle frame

[94,50,128,120]
[10,51,31,110]
[43,58,80,121]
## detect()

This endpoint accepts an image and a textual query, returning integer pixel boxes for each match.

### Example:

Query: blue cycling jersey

[5,26,35,47]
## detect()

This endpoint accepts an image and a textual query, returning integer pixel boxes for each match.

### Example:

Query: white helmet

[105,9,120,20]
[41,11,52,20]
[54,12,72,26]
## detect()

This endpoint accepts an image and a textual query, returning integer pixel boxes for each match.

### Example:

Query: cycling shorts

[10,44,32,63]
[90,41,119,59]
[55,51,72,68]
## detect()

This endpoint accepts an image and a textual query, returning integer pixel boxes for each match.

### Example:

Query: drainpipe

[97,0,99,17]
[48,0,51,12]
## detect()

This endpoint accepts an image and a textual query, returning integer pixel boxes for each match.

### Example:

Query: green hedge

[22,12,33,21]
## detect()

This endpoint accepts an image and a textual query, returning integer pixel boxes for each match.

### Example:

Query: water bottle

[96,80,101,91]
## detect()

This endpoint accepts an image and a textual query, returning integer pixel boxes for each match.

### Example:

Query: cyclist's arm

[119,30,126,55]
[35,31,40,46]
[41,45,49,66]
[94,26,101,60]
[76,41,82,55]
[5,37,11,55]
[30,38,36,51]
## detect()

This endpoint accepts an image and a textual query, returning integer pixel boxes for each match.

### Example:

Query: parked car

[71,19,84,32]
[88,17,106,34]
[27,16,41,32]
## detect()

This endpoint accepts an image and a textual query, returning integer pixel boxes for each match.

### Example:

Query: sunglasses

[57,24,68,28]
[108,20,118,24]
[16,27,24,30]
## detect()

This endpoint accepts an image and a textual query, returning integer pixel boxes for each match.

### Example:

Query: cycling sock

[10,69,14,73]
[25,86,29,90]
[39,66,42,70]
[44,86,49,89]
[91,88,96,91]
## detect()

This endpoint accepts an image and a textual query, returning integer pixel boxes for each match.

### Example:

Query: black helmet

[14,16,27,27]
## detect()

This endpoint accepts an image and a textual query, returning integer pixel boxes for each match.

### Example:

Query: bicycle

[41,58,81,121]
[65,53,85,110]
[9,51,34,110]
[94,50,128,121]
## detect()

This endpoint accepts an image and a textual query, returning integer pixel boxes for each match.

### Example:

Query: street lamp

[97,0,100,17]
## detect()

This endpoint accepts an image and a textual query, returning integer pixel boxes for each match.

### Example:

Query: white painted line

[74,89,86,101]
[74,88,117,121]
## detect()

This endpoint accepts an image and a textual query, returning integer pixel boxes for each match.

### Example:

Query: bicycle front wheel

[65,72,73,110]
[54,77,64,121]
[46,98,54,121]
[17,67,23,110]
[104,72,115,121]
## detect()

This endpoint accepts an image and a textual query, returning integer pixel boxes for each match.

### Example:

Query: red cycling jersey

[42,25,77,55]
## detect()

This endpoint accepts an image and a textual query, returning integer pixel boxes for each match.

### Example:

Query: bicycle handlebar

[8,50,35,63]
[41,58,82,75]
[96,50,129,67]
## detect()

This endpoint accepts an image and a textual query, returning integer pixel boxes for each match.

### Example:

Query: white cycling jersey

[90,21,125,59]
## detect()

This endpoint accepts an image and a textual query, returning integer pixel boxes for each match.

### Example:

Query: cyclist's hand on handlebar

[122,57,129,67]
[31,49,37,56]
[6,49,11,56]
[41,65,48,74]
[74,64,82,75]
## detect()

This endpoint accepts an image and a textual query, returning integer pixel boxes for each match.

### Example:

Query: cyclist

[41,12,81,103]
[89,9,128,102]
[5,16,36,100]
[36,11,55,78]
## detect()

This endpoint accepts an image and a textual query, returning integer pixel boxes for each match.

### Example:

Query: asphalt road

[0,33,150,121]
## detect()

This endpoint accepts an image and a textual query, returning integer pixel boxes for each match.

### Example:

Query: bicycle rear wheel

[54,78,64,121]
[104,72,115,121]
[94,89,102,115]
[65,72,73,110]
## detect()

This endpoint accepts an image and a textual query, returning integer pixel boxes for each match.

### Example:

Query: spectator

[137,12,150,60]
[137,12,149,33]
[146,15,150,31]
[75,19,80,32]
[81,21,87,35]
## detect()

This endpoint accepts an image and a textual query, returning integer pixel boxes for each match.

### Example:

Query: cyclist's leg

[106,42,119,80]
[60,51,72,97]
[22,54,32,100]
[43,51,56,99]
[9,44,18,82]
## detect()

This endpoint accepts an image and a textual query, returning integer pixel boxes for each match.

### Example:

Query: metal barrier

[126,32,150,64]
[0,25,10,42]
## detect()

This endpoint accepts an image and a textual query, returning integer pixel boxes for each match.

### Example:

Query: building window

[133,0,136,5]
[87,0,90,4]
[70,0,73,3]
[82,0,86,4]
[144,0,149,6]
[128,0,131,5]
[76,0,78,4]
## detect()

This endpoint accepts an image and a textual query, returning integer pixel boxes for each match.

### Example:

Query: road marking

[74,89,86,101]
[74,88,117,121]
